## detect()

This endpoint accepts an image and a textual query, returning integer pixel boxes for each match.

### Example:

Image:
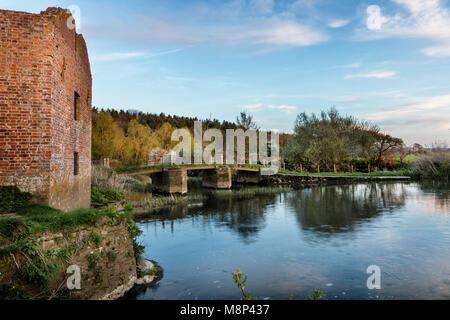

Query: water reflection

[141,191,280,243]
[133,182,450,300]
[288,183,408,236]
[140,183,413,241]
[417,181,450,215]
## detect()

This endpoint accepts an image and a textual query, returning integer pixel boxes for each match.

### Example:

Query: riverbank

[0,186,153,300]
[262,173,411,186]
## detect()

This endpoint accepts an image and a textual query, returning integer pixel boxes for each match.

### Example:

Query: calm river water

[132,181,450,300]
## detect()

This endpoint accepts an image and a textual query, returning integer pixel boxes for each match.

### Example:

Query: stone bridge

[116,165,264,195]
[115,165,411,195]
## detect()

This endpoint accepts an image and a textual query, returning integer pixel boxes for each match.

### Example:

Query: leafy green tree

[92,112,122,160]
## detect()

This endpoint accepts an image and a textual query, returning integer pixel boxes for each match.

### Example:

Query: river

[131,181,450,300]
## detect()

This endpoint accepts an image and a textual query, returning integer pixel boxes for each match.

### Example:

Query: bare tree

[236,111,259,130]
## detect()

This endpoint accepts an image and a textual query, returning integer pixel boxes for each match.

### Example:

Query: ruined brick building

[0,7,92,211]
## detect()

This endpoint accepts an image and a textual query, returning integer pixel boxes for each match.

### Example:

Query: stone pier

[233,170,262,184]
[202,167,232,189]
[151,168,187,195]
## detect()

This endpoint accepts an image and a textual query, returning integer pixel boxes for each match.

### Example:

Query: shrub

[408,153,450,179]
[0,186,32,215]
[91,185,124,205]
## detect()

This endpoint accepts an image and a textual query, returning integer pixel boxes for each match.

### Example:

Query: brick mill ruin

[0,7,92,211]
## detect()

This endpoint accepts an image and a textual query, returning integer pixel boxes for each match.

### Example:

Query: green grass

[0,205,128,244]
[115,163,214,173]
[278,170,407,177]
[91,185,124,205]
[400,155,420,164]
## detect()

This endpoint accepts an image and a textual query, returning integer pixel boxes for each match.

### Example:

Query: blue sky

[2,0,450,145]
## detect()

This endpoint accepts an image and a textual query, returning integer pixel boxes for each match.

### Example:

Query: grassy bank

[278,170,408,177]
[404,153,450,179]
[0,186,144,300]
[114,163,212,173]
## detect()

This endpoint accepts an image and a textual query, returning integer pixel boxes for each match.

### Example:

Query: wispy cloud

[242,103,263,112]
[361,0,450,57]
[86,2,328,52]
[241,103,298,114]
[268,105,298,114]
[332,62,361,69]
[345,71,396,79]
[91,52,145,62]
[366,94,450,121]
[215,17,328,47]
[364,94,450,144]
[328,19,350,28]
[148,48,186,58]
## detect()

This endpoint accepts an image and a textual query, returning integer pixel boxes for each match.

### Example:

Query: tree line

[92,107,405,171]
[283,108,404,172]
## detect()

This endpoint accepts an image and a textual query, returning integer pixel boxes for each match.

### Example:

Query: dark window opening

[74,152,79,176]
[74,92,80,120]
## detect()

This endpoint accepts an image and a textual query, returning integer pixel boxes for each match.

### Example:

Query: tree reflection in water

[138,183,416,242]
[288,183,408,237]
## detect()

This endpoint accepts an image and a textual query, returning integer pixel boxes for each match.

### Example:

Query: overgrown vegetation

[0,186,32,215]
[405,153,450,179]
[91,185,124,205]
[137,262,162,279]
[0,199,143,300]
[90,166,125,205]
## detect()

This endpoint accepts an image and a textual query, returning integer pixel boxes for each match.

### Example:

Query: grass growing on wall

[0,203,144,300]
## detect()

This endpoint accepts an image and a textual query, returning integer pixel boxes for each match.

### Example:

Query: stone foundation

[202,167,232,189]
[151,168,187,195]
[233,170,262,184]
[0,217,137,300]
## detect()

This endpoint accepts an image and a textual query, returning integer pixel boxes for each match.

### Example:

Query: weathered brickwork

[0,7,92,211]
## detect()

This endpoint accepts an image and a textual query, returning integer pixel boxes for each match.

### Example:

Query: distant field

[397,155,420,163]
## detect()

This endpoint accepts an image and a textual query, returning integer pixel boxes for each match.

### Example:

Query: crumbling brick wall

[0,7,92,211]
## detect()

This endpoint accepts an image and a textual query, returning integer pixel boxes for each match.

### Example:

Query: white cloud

[328,19,350,28]
[242,103,263,112]
[236,18,328,46]
[421,43,450,57]
[268,105,297,114]
[332,62,361,69]
[367,94,450,121]
[366,5,388,31]
[91,52,145,62]
[364,94,450,144]
[87,3,328,52]
[363,0,450,57]
[241,104,298,114]
[345,62,361,68]
[345,71,396,79]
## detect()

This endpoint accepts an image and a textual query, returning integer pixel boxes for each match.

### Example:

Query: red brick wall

[0,7,92,211]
